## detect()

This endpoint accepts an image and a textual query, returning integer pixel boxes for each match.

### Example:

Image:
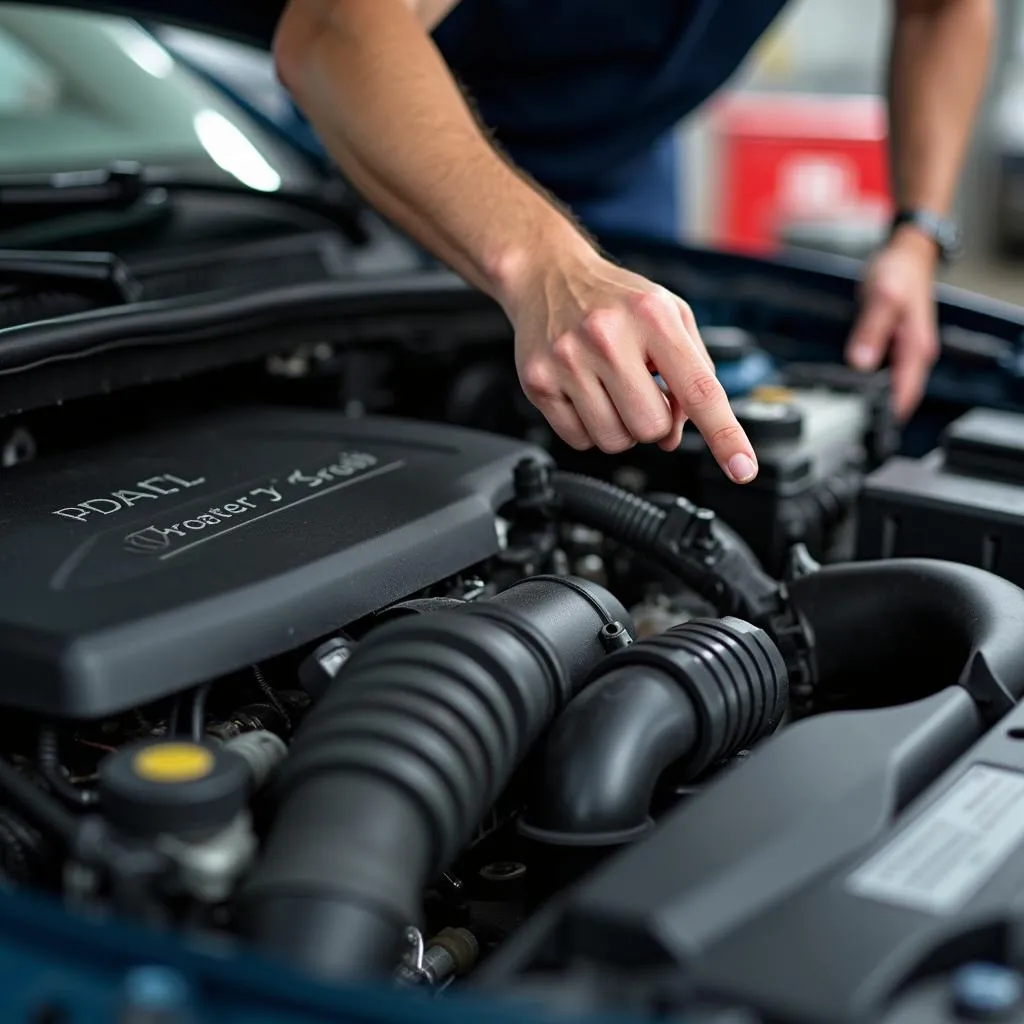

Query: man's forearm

[888,0,993,228]
[273,0,594,308]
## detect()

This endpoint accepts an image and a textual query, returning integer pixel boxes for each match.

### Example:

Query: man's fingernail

[728,452,757,483]
[849,345,875,370]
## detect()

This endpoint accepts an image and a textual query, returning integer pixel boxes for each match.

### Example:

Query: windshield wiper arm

[0,161,368,245]
[0,249,141,305]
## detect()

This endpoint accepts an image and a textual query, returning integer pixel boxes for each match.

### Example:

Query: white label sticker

[846,765,1024,915]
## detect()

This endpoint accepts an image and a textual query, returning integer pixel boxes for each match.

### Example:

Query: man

[273,0,992,485]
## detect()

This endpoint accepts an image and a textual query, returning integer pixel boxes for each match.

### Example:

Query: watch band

[891,208,962,262]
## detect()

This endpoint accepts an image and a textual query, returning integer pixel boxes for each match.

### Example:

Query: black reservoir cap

[99,739,250,838]
[732,389,804,443]
[700,327,760,363]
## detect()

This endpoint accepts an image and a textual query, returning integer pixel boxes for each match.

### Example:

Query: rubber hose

[238,575,631,979]
[553,472,664,551]
[787,559,1024,712]
[38,726,98,809]
[190,682,212,743]
[0,808,36,886]
[519,617,787,847]
[0,756,77,844]
[550,471,780,619]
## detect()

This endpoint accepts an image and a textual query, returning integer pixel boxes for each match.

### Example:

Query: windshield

[0,4,313,190]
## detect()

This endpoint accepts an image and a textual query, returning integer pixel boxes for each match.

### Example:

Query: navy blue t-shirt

[433,0,790,203]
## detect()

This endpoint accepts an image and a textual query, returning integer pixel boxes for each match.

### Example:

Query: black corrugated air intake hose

[543,469,782,621]
[519,617,788,847]
[237,575,632,980]
[785,559,1024,715]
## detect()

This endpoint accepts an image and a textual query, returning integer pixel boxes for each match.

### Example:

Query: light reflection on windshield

[192,109,282,191]
[102,21,175,79]
[0,5,311,188]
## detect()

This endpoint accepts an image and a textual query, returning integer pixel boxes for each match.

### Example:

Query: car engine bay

[0,340,1023,1024]
[6,154,1024,1022]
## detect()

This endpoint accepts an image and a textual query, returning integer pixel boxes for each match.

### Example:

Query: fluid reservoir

[700,327,776,397]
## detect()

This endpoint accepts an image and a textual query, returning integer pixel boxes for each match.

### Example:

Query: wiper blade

[0,164,145,222]
[0,161,368,245]
[0,249,141,305]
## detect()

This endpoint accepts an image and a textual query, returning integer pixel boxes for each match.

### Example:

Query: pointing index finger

[649,325,758,484]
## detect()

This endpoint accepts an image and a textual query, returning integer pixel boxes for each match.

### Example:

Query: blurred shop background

[3,0,1024,302]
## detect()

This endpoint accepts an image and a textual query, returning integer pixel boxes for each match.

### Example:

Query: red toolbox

[707,92,892,254]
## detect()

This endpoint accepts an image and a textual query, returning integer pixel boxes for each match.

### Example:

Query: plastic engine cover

[0,408,545,718]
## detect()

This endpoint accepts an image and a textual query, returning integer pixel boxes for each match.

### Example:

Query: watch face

[940,222,964,260]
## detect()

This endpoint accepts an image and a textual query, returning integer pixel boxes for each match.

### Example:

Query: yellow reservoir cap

[749,385,795,404]
[132,742,215,784]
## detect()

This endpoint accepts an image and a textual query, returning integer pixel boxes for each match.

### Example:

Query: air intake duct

[519,617,788,847]
[786,559,1024,714]
[237,575,631,979]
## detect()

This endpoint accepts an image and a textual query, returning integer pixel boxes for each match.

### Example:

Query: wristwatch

[890,208,962,263]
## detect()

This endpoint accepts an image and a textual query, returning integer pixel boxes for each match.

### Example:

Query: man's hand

[845,228,940,419]
[501,244,759,484]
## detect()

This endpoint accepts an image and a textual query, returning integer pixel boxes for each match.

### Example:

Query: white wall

[739,0,889,95]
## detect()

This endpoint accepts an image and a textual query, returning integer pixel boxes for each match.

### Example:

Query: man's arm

[846,0,994,417]
[273,0,759,484]
[274,0,573,301]
[888,0,993,225]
